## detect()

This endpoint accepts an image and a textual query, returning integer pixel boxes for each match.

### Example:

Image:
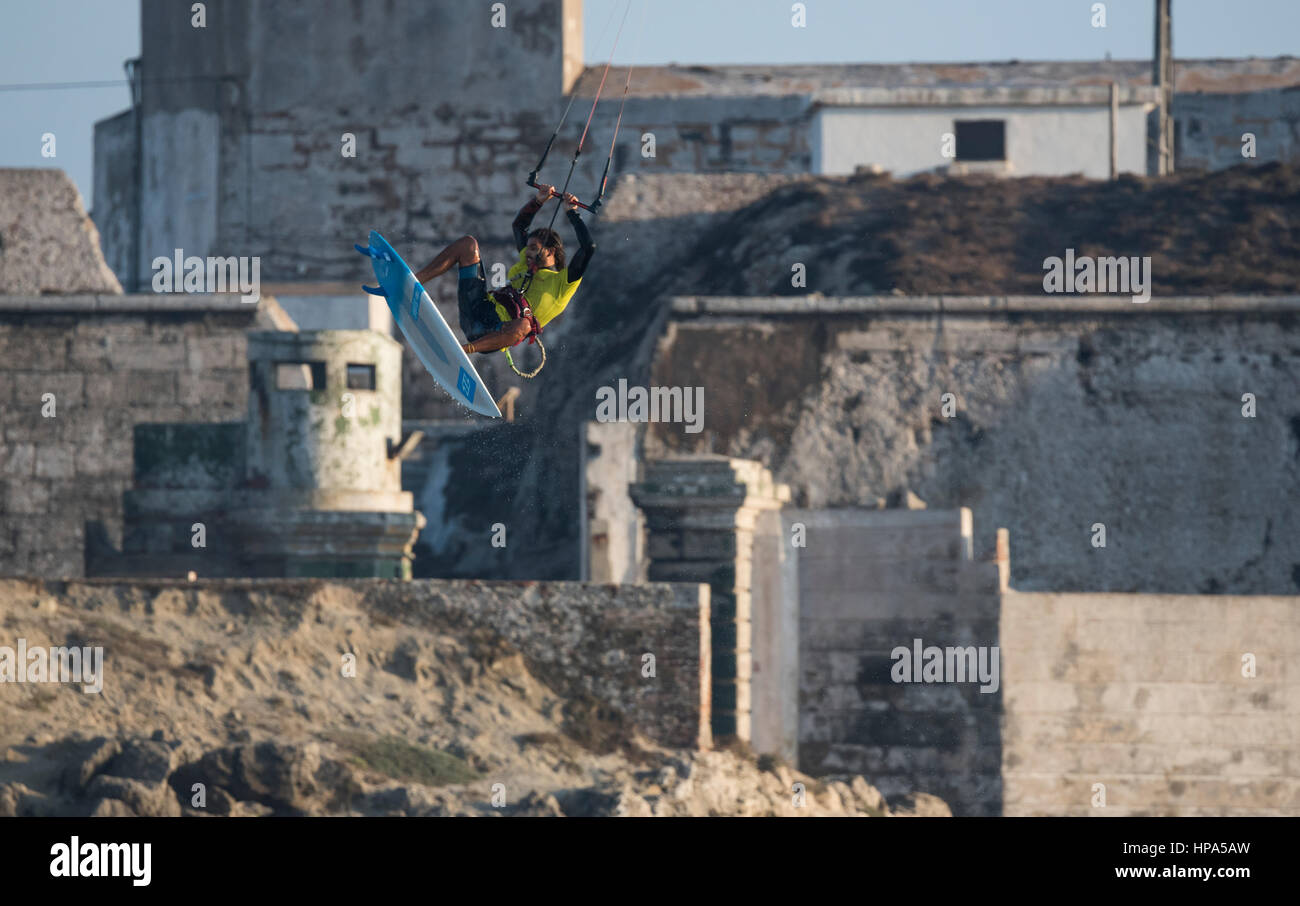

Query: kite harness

[490,285,546,378]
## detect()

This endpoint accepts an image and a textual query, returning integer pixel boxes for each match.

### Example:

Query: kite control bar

[525,0,635,219]
[525,174,599,214]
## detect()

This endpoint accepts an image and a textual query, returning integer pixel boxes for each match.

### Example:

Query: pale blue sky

[1,0,1296,205]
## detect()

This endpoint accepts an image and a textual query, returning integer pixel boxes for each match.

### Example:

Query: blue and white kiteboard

[356,230,501,418]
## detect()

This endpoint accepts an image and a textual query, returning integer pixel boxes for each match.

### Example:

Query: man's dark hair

[527,228,565,269]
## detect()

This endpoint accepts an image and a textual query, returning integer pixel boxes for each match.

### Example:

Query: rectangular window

[346,363,376,390]
[955,120,1006,161]
[275,361,326,390]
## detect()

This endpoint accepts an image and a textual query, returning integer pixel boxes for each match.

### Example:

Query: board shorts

[457,262,504,341]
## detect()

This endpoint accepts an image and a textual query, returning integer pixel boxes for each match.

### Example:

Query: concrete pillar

[630,456,790,743]
[581,420,644,584]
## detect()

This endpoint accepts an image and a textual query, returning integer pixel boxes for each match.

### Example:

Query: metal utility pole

[1110,81,1119,180]
[1154,0,1174,175]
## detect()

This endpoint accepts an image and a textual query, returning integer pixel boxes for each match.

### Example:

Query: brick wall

[0,296,254,577]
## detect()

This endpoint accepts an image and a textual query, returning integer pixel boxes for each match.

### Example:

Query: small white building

[811,85,1159,179]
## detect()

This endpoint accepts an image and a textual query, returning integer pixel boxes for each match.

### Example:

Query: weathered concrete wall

[1176,87,1300,171]
[113,0,581,285]
[1001,591,1300,816]
[375,579,712,751]
[0,296,256,577]
[91,112,137,284]
[138,110,221,283]
[0,170,122,295]
[581,420,644,584]
[578,95,813,178]
[750,507,799,764]
[791,507,1004,816]
[650,296,1300,596]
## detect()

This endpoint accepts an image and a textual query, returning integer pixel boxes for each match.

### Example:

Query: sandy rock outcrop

[0,579,947,817]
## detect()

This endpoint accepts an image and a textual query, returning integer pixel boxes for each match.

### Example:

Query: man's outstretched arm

[564,207,596,281]
[513,184,553,250]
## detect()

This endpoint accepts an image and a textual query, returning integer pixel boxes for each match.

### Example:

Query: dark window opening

[955,120,1006,161]
[346,363,376,390]
[275,361,326,390]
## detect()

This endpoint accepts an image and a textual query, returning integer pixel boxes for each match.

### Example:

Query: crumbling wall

[372,579,711,750]
[651,297,1300,596]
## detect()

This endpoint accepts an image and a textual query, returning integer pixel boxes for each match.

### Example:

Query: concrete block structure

[0,293,258,577]
[788,507,1006,816]
[630,456,790,742]
[618,452,1296,815]
[90,329,427,579]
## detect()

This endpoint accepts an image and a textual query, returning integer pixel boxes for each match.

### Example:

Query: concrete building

[811,85,1157,179]
[89,327,428,579]
[93,0,585,290]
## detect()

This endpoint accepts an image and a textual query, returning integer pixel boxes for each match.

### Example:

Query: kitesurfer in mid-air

[413,183,596,356]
